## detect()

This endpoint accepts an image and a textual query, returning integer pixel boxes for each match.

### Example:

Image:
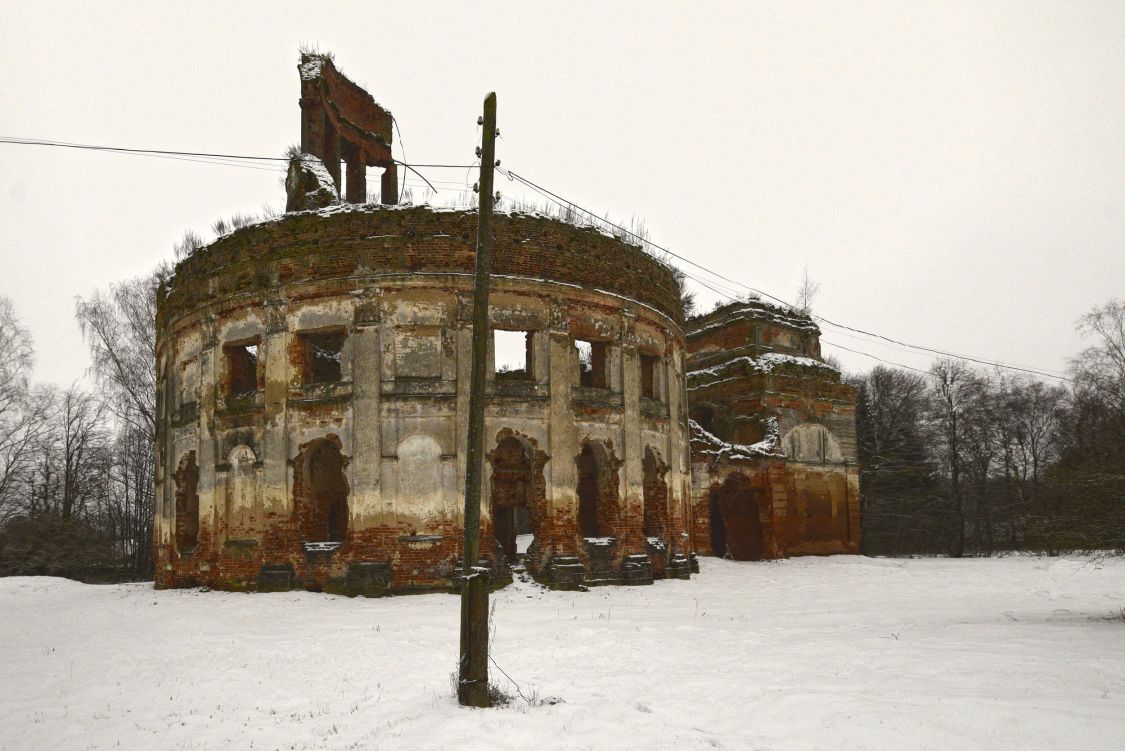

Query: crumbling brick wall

[686,300,860,561]
[154,207,692,593]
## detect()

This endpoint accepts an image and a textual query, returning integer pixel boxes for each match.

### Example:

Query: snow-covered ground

[1,556,1123,750]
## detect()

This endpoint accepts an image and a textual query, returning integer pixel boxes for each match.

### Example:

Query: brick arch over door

[292,436,350,543]
[708,472,768,561]
[575,439,622,538]
[487,429,549,564]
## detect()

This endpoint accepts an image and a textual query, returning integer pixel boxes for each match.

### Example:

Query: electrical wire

[497,165,1074,383]
[0,136,476,169]
[0,135,1074,382]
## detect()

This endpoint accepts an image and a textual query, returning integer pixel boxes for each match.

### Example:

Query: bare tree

[796,267,820,316]
[0,299,55,523]
[75,275,159,440]
[928,359,985,558]
[1072,299,1125,416]
[853,366,937,555]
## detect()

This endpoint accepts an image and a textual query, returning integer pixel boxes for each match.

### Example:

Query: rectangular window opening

[224,341,259,398]
[301,329,345,384]
[494,330,533,381]
[640,354,660,401]
[576,339,607,389]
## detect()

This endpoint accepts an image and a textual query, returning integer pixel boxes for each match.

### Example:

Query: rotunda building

[154,204,693,594]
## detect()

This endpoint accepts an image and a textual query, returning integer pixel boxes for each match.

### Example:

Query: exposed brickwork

[154,209,691,594]
[686,300,861,562]
[157,207,683,333]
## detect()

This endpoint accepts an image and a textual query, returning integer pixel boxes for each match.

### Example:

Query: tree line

[854,300,1125,557]
[0,274,159,581]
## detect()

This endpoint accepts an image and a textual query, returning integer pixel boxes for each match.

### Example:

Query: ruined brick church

[153,54,858,595]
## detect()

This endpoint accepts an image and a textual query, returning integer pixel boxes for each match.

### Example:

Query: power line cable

[0,135,1073,381]
[0,137,475,169]
[819,339,931,375]
[498,166,1074,383]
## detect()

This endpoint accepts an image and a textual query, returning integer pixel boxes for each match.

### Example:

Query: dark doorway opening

[296,437,349,543]
[489,433,546,565]
[576,440,619,538]
[708,473,764,561]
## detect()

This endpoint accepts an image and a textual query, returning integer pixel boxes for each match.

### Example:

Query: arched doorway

[642,447,668,539]
[489,434,533,563]
[174,451,199,552]
[576,439,620,538]
[294,437,349,543]
[708,473,765,561]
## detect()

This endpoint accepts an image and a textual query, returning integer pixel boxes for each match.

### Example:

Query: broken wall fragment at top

[285,153,340,212]
[296,52,398,207]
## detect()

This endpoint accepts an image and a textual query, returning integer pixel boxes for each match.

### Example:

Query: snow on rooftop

[689,417,784,460]
[299,55,327,81]
[687,352,838,385]
[687,298,820,334]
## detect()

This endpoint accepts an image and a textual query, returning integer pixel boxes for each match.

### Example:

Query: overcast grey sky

[1,1,1122,388]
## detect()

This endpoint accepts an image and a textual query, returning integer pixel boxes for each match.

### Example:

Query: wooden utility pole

[458,91,497,708]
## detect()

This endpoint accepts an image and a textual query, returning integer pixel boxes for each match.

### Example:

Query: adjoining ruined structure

[685,298,860,560]
[153,52,862,596]
[153,54,693,595]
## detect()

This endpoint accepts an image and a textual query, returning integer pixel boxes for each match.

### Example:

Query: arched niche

[396,434,445,513]
[225,444,258,533]
[782,423,844,463]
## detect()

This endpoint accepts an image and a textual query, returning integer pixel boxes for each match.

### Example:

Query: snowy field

[1,556,1123,751]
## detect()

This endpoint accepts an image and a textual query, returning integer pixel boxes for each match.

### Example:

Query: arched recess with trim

[225,445,257,535]
[782,423,844,463]
[487,429,549,564]
[396,434,445,514]
[293,436,350,543]
[575,439,622,538]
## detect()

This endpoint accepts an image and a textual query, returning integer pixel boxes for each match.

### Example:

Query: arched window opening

[174,451,200,552]
[295,437,349,543]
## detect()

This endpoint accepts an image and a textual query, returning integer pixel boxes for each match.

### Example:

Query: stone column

[619,309,645,551]
[261,301,290,521]
[351,294,382,524]
[345,159,366,203]
[322,129,341,192]
[381,162,398,205]
[546,304,577,556]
